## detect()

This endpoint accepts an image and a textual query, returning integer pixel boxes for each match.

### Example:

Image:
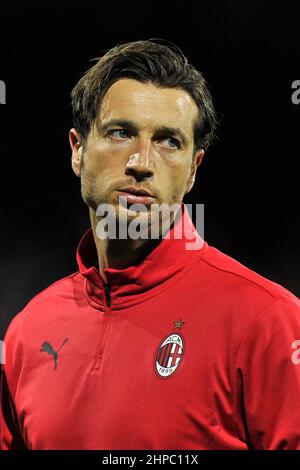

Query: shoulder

[194,243,300,340]
[199,243,299,305]
[198,244,300,369]
[3,271,82,343]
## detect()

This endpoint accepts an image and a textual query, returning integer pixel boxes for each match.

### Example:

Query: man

[1,39,300,450]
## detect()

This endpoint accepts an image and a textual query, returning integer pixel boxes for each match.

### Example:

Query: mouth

[117,187,155,206]
[118,187,154,197]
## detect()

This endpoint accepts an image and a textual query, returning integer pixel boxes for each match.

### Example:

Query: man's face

[70,78,204,227]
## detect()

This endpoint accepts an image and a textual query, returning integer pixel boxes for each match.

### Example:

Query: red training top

[1,203,300,450]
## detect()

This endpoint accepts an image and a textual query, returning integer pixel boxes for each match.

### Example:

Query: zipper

[104,283,111,307]
[91,283,112,372]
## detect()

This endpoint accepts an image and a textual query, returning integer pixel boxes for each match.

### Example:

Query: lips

[118,187,154,197]
[117,187,155,207]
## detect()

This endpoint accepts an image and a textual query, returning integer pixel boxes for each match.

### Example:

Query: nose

[125,139,154,180]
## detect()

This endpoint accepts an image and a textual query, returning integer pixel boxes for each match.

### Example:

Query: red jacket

[1,203,300,450]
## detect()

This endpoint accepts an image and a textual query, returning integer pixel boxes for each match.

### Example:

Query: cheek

[81,166,114,199]
[83,144,125,179]
[161,160,191,194]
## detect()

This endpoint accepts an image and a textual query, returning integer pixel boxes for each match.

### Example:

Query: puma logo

[40,338,68,370]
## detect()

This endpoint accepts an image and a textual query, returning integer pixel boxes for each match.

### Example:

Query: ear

[69,128,84,177]
[184,149,205,195]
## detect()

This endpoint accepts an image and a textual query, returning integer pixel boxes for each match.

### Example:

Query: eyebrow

[100,119,189,147]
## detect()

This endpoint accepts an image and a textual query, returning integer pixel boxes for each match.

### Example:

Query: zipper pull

[104,283,111,307]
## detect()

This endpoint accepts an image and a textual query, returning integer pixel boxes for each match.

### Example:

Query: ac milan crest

[154,332,184,379]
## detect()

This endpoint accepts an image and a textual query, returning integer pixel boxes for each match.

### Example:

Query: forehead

[99,78,198,136]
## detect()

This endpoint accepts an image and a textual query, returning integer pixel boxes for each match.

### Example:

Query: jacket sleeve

[235,294,300,449]
[0,315,27,450]
[0,366,27,450]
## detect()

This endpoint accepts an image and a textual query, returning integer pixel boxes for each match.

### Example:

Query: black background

[0,1,299,338]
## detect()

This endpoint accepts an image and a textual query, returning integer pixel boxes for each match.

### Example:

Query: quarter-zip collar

[76,203,207,309]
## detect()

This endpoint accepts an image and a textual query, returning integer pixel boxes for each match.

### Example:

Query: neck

[89,209,169,283]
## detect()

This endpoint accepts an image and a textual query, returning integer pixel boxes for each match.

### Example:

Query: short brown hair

[71,39,218,152]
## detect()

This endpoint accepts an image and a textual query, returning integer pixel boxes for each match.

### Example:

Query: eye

[106,129,131,140]
[159,136,181,149]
